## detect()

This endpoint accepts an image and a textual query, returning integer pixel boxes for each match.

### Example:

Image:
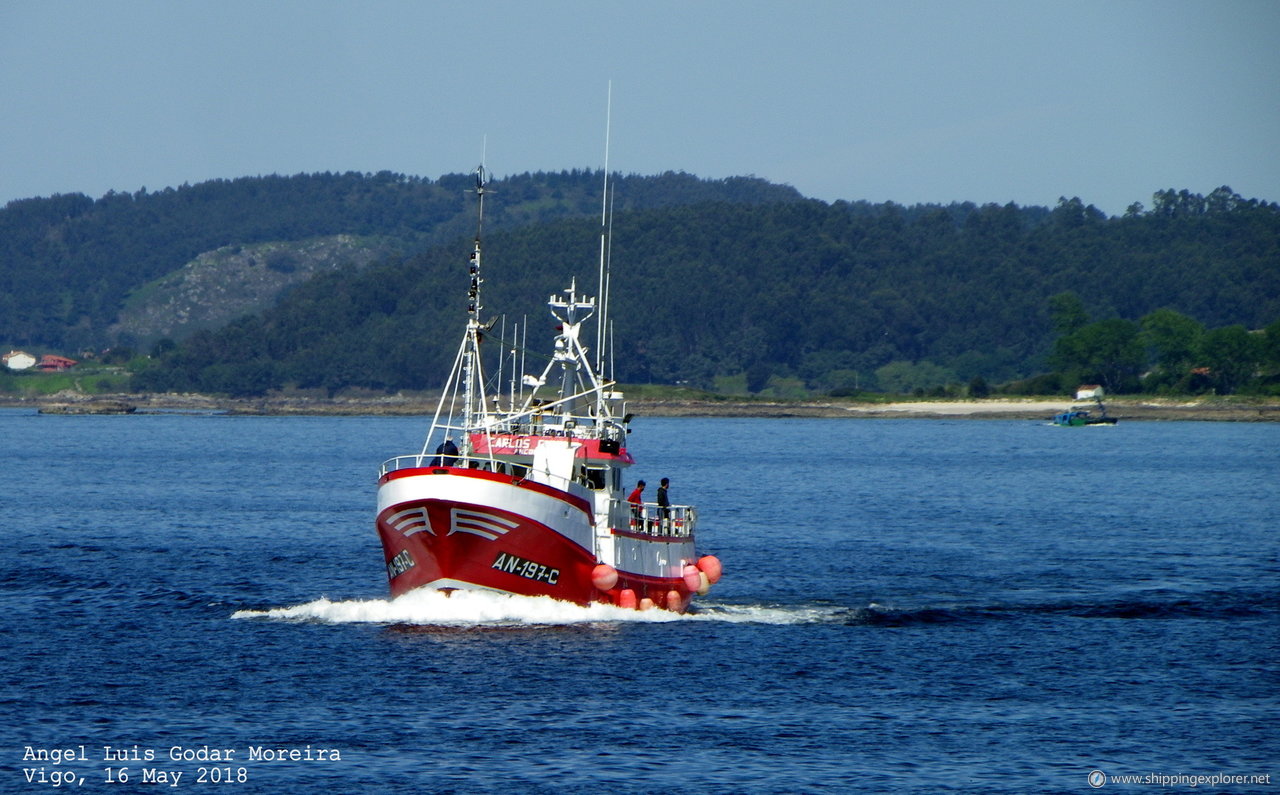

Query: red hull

[377,466,698,612]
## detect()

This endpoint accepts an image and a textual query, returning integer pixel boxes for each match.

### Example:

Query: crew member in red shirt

[626,480,646,528]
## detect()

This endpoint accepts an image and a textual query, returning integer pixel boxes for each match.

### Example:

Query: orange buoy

[682,565,702,592]
[591,563,619,591]
[618,588,637,609]
[638,597,655,611]
[697,570,711,595]
[666,589,682,611]
[696,555,722,584]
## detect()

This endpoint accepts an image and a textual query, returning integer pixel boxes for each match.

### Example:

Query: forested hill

[130,187,1280,397]
[0,169,801,351]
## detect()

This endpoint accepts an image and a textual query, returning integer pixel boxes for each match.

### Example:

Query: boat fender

[696,555,722,584]
[638,597,655,611]
[591,564,619,591]
[618,588,637,609]
[666,590,683,611]
[697,570,711,595]
[682,565,702,593]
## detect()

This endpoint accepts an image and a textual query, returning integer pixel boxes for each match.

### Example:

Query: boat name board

[482,434,537,454]
[471,433,632,463]
[491,551,560,585]
[386,549,415,579]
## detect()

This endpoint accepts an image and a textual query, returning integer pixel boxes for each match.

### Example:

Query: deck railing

[622,503,696,538]
[379,455,434,477]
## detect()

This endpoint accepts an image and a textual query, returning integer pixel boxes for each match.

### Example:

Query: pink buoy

[666,589,682,611]
[696,555,722,584]
[591,564,619,591]
[618,588,637,609]
[682,565,702,592]
[638,597,655,611]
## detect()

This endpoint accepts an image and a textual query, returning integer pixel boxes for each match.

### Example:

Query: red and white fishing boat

[376,167,721,612]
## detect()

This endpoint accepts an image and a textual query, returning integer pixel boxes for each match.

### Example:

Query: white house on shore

[3,351,37,371]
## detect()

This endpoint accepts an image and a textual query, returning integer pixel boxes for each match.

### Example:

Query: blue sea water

[0,410,1276,793]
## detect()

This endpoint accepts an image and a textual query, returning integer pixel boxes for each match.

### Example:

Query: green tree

[745,361,773,393]
[1051,318,1144,393]
[875,360,957,394]
[1141,309,1203,369]
[1197,325,1261,394]
[1140,308,1204,389]
[1263,318,1280,369]
[1048,292,1089,335]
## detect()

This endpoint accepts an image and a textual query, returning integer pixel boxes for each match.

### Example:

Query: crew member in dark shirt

[657,477,671,525]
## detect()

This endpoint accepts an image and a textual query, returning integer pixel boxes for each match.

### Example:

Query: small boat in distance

[1052,385,1118,426]
[375,167,721,612]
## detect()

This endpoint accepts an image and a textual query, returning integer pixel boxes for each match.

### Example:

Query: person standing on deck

[627,480,646,529]
[430,437,459,467]
[657,477,671,530]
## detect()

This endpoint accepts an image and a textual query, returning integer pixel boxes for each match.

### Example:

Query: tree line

[1026,294,1280,397]
[0,170,801,352]
[124,186,1279,398]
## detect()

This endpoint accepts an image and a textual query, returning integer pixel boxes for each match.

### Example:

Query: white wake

[231,588,839,626]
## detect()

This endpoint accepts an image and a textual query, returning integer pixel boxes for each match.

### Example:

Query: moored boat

[375,167,721,612]
[1052,385,1118,426]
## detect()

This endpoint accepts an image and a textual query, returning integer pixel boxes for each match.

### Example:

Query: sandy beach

[631,396,1280,422]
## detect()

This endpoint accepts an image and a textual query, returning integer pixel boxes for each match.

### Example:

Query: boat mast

[462,165,489,445]
[604,187,616,381]
[593,83,609,378]
[595,82,613,414]
[548,280,596,420]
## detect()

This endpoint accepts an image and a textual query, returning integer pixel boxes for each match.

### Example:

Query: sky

[2,0,1277,217]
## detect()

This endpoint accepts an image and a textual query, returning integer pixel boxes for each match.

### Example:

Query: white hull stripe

[450,508,519,541]
[387,507,431,537]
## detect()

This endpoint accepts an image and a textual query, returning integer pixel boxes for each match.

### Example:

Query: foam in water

[231,589,842,626]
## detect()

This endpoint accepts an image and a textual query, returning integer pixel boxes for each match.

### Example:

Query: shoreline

[4,392,1280,421]
[631,397,1280,422]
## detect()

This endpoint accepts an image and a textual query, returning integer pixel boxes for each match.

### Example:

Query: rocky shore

[36,399,138,415]
[5,391,1280,422]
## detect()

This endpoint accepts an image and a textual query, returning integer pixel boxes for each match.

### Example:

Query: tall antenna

[474,135,489,243]
[459,162,490,452]
[595,81,612,373]
[469,164,488,319]
[604,185,615,379]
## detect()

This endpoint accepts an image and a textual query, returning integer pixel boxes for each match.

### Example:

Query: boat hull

[1053,410,1118,426]
[377,466,701,611]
